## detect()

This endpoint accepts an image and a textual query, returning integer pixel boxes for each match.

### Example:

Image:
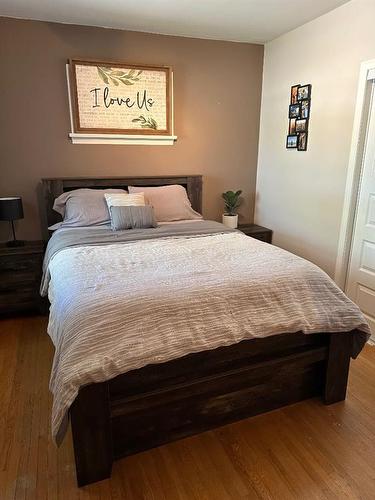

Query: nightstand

[0,240,45,316]
[238,224,273,243]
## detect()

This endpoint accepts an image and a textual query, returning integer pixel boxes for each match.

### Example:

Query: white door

[347,79,375,339]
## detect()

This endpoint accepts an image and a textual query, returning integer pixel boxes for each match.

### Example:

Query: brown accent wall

[0,17,263,240]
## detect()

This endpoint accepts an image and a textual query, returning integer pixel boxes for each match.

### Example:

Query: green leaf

[109,76,119,86]
[97,67,109,84]
[132,115,157,129]
[119,79,134,85]
[221,190,242,215]
[111,70,126,77]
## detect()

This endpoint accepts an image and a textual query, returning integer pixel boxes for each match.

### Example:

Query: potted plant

[222,190,242,228]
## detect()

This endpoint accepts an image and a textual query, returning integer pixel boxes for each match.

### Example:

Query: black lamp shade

[0,197,24,221]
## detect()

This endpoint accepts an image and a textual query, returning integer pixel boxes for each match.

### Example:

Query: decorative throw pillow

[51,188,127,229]
[128,185,203,222]
[109,205,157,230]
[104,192,145,208]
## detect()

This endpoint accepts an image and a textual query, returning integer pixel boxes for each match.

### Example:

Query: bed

[41,175,370,487]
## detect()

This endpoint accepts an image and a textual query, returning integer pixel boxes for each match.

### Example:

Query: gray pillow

[110,205,157,231]
[50,188,127,229]
[128,184,203,222]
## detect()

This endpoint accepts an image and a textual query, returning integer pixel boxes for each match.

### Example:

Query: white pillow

[104,192,145,208]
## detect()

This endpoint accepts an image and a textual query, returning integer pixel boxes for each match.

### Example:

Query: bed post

[70,381,113,487]
[324,332,352,404]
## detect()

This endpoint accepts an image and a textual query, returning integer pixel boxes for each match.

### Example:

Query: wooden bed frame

[41,176,356,487]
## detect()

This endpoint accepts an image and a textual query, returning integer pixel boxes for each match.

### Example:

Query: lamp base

[6,240,25,248]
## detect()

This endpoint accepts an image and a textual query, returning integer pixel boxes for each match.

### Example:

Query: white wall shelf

[68,133,177,145]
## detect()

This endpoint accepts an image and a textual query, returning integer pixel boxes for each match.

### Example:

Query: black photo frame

[289,118,297,134]
[297,84,311,101]
[286,83,312,151]
[295,119,308,133]
[301,99,310,119]
[290,84,300,105]
[297,132,308,151]
[286,135,298,149]
[289,104,301,119]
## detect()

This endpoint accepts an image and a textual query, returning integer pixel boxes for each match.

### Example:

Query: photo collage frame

[286,84,311,151]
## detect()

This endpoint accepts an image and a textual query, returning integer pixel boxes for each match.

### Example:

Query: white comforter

[44,230,370,444]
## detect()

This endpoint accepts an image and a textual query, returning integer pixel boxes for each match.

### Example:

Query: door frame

[334,59,375,291]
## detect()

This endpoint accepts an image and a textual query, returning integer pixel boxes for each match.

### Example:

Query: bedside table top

[0,240,45,257]
[238,223,272,234]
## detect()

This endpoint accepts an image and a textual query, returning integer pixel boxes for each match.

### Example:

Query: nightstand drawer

[251,232,272,243]
[0,254,42,272]
[0,290,41,314]
[0,273,41,292]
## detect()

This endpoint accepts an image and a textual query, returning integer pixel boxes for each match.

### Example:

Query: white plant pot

[222,214,238,229]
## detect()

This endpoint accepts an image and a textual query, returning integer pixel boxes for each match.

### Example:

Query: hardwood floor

[1,316,375,499]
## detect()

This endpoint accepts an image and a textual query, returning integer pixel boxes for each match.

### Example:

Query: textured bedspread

[42,222,370,444]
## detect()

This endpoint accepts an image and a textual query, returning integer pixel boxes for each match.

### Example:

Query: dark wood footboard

[70,330,354,487]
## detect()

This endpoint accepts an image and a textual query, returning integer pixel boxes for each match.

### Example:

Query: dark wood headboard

[41,175,202,239]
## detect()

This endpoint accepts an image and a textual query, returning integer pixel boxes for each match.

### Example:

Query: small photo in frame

[289,104,301,119]
[290,85,300,105]
[301,99,310,119]
[286,135,298,149]
[297,132,308,151]
[289,118,297,134]
[297,84,311,101]
[295,119,308,133]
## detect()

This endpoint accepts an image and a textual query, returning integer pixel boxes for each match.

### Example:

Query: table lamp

[0,197,25,247]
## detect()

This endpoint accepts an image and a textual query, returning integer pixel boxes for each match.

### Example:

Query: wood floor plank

[197,431,249,498]
[0,319,20,473]
[1,316,375,499]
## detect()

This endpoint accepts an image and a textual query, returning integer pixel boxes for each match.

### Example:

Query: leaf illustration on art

[131,115,158,130]
[97,67,143,86]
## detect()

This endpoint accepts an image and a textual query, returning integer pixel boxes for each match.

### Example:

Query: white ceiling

[0,0,349,43]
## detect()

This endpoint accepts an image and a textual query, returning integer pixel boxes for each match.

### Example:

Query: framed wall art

[286,83,312,151]
[286,135,298,149]
[67,59,175,144]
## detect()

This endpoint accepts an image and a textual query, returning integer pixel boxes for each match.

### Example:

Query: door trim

[334,59,375,290]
